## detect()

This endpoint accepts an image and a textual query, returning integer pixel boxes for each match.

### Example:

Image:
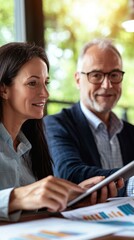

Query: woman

[0,42,123,222]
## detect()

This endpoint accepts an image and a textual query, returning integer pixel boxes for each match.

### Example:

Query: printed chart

[0,217,121,240]
[8,230,83,240]
[83,203,134,221]
[63,197,134,225]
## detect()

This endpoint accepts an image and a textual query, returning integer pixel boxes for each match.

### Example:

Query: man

[44,38,134,197]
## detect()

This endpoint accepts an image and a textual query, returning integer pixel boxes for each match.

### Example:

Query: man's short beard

[91,100,112,113]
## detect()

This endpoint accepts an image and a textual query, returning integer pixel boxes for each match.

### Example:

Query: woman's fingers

[9,176,85,213]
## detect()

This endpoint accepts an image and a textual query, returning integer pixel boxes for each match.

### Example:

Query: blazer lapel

[71,102,101,167]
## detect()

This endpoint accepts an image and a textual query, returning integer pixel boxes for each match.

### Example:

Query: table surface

[0,210,133,240]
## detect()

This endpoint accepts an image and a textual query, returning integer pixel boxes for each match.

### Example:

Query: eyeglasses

[80,70,125,85]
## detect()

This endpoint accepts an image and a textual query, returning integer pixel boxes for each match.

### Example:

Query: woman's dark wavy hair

[0,42,53,179]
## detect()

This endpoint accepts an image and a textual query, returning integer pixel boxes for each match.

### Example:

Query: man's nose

[101,75,113,88]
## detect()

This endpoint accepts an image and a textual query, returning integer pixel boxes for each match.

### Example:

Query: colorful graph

[9,230,83,240]
[83,203,134,221]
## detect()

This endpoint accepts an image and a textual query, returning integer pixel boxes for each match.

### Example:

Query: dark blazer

[44,102,134,196]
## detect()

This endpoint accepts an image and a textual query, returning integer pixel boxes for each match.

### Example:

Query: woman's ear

[0,84,8,100]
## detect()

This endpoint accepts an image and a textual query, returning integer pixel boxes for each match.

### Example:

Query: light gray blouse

[0,123,36,221]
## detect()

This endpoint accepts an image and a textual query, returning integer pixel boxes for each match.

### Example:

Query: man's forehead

[81,47,122,70]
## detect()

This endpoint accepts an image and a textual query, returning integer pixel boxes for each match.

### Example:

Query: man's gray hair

[77,38,122,71]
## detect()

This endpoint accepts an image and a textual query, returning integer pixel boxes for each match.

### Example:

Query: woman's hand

[9,176,85,213]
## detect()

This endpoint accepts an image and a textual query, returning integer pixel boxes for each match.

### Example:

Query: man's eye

[92,73,102,78]
[111,73,119,78]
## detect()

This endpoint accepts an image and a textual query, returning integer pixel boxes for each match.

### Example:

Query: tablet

[67,160,134,207]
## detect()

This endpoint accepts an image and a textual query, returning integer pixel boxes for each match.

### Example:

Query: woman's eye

[27,81,37,87]
[45,80,50,86]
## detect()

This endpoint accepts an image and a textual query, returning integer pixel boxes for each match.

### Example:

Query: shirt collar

[80,101,123,134]
[80,101,102,129]
[0,122,31,153]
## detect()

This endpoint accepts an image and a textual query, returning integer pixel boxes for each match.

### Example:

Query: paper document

[62,197,134,226]
[0,217,122,240]
[114,228,134,237]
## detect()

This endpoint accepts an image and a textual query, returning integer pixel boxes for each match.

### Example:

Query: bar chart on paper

[83,203,134,221]
[8,230,82,240]
[62,197,134,224]
[0,217,121,240]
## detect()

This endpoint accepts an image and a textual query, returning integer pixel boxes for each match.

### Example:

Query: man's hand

[68,176,124,208]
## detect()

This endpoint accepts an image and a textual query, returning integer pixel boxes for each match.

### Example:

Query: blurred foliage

[0,0,133,123]
[43,0,134,123]
[0,0,14,44]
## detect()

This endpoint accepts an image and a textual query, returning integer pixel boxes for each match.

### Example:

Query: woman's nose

[40,84,49,98]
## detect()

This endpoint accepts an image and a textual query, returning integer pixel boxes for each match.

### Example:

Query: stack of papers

[62,197,134,238]
[1,197,134,239]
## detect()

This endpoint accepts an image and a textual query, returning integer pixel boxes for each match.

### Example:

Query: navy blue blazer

[44,102,134,196]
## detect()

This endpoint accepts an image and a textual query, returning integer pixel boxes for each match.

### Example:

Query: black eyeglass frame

[80,70,125,85]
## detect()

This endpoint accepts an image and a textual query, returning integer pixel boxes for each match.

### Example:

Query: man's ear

[0,84,8,100]
[74,72,80,89]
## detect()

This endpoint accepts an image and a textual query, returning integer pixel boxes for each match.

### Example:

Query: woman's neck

[1,118,23,151]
